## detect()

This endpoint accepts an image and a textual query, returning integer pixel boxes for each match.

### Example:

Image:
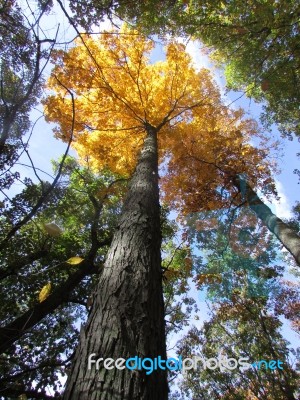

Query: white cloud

[272,180,293,220]
[181,39,211,71]
[177,38,233,106]
[261,179,293,220]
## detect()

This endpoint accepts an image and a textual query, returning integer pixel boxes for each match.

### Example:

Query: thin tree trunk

[233,174,300,265]
[63,125,168,400]
[0,113,14,154]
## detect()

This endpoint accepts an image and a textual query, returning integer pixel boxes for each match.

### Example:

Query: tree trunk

[233,174,300,266]
[63,125,168,400]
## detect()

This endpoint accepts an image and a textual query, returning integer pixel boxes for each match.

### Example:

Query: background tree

[170,214,299,400]
[0,0,77,282]
[175,299,299,400]
[0,0,56,189]
[161,128,300,265]
[179,0,300,139]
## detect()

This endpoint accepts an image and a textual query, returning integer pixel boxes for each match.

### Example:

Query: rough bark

[63,125,168,400]
[233,174,300,266]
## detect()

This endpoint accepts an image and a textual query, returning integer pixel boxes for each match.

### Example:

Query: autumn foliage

[44,25,275,218]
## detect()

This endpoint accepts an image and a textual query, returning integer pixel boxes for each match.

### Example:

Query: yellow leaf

[66,256,84,265]
[18,395,27,400]
[39,282,51,302]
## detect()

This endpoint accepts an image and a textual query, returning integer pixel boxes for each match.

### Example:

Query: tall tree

[171,214,299,400]
[0,155,191,398]
[0,0,55,170]
[44,26,276,398]
[175,299,299,400]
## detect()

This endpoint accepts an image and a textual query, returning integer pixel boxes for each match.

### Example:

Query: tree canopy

[67,0,300,138]
[44,25,273,209]
[111,0,300,139]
